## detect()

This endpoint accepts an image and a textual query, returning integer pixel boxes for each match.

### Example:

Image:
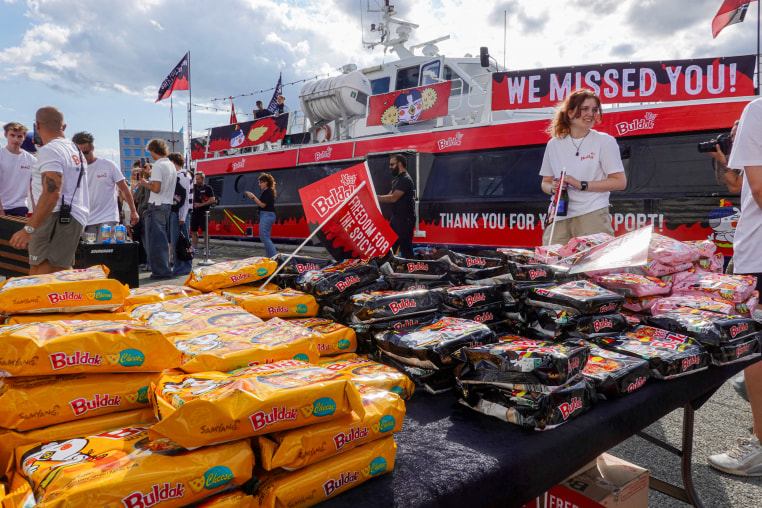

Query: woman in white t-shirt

[539,88,627,245]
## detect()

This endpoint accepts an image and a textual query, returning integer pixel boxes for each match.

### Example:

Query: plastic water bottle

[114,224,126,243]
[100,224,112,243]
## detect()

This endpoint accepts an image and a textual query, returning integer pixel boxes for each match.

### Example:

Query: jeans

[146,203,171,277]
[141,212,152,270]
[170,210,192,275]
[259,210,277,257]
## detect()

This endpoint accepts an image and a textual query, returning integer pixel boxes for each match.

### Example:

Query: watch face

[24,226,35,234]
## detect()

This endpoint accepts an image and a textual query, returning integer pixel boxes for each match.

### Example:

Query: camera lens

[697,140,716,153]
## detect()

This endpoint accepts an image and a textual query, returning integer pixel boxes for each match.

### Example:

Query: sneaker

[708,435,762,476]
[731,372,749,402]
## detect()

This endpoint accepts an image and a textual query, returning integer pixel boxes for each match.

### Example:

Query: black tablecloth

[323,358,757,508]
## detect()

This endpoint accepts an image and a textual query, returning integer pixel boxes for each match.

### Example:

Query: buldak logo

[615,112,657,135]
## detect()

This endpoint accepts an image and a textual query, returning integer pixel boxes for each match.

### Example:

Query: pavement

[5,238,762,506]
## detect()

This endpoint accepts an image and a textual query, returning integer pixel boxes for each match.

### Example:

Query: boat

[191,0,756,257]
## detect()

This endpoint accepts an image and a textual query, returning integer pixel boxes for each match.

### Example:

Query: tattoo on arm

[44,174,61,193]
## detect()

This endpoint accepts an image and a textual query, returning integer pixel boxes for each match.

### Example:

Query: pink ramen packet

[592,273,672,298]
[648,234,702,265]
[671,272,757,303]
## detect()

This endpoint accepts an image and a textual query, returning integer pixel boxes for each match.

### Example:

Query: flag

[267,73,283,113]
[156,52,190,102]
[298,162,397,260]
[712,0,756,38]
[230,101,238,124]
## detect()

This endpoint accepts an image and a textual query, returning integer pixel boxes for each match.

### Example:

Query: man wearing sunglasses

[72,131,138,242]
[377,153,416,258]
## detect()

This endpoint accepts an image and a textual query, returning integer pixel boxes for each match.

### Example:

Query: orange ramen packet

[128,294,234,322]
[174,318,320,373]
[253,436,397,508]
[138,305,262,337]
[185,489,257,507]
[4,311,133,325]
[256,384,405,470]
[0,372,159,431]
[0,266,129,315]
[149,360,365,449]
[185,257,278,292]
[123,285,203,309]
[285,318,357,356]
[0,408,155,480]
[15,425,253,508]
[0,320,182,377]
[321,358,415,400]
[221,288,318,319]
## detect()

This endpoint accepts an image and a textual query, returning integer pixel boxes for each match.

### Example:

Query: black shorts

[190,211,207,233]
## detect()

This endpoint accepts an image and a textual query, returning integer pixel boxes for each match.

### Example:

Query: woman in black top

[245,173,277,257]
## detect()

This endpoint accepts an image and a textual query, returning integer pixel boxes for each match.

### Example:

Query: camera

[697,132,732,155]
[59,203,72,224]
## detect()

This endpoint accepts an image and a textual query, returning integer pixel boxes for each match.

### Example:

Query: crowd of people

[0,107,231,280]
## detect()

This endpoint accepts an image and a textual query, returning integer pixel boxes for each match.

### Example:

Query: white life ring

[315,125,331,143]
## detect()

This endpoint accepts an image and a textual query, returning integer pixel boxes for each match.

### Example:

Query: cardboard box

[526,453,649,508]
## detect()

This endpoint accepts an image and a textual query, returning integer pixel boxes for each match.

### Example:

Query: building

[118,129,184,177]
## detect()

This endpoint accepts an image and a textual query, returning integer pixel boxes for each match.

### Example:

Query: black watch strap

[581,181,588,191]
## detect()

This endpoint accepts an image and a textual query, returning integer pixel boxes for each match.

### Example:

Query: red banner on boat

[492,55,756,110]
[207,114,289,153]
[190,137,206,161]
[298,162,396,259]
[367,81,452,126]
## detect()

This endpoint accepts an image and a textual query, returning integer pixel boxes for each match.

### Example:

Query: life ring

[315,125,331,143]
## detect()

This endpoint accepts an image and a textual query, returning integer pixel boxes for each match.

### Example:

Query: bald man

[10,107,90,274]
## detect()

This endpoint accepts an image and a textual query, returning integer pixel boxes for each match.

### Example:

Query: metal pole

[198,210,215,265]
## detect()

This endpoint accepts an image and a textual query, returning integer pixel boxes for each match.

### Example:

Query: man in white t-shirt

[136,138,176,280]
[707,97,762,477]
[0,121,36,216]
[10,107,89,274]
[72,132,138,240]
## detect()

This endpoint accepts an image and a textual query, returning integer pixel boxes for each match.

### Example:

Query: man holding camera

[10,107,89,274]
[707,121,742,193]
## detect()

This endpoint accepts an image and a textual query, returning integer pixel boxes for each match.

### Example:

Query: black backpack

[171,175,187,212]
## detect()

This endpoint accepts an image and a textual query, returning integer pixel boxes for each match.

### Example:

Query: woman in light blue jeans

[245,173,278,257]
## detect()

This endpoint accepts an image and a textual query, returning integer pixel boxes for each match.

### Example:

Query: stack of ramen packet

[521,280,628,341]
[644,308,761,365]
[0,319,184,486]
[454,336,596,430]
[589,325,711,379]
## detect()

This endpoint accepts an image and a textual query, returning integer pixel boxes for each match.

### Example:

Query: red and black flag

[156,52,190,102]
[713,0,757,38]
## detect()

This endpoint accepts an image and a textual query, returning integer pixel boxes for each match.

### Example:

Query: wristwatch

[23,225,36,234]
[580,181,588,191]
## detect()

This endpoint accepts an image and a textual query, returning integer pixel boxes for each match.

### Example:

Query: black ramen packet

[581,345,651,399]
[441,285,504,310]
[525,280,624,316]
[457,376,596,430]
[274,253,332,275]
[373,317,497,370]
[383,256,451,279]
[644,307,759,346]
[349,289,443,323]
[296,258,380,299]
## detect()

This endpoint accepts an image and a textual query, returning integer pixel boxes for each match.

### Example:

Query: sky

[0,0,758,166]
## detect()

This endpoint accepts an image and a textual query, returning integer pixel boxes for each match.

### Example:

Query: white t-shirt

[148,158,177,206]
[0,147,35,209]
[30,138,89,227]
[85,157,125,225]
[176,169,193,219]
[539,129,625,220]
[727,97,762,274]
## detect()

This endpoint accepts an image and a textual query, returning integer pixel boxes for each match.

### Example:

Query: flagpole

[187,51,193,155]
[258,182,368,289]
[170,96,176,151]
[757,0,760,94]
